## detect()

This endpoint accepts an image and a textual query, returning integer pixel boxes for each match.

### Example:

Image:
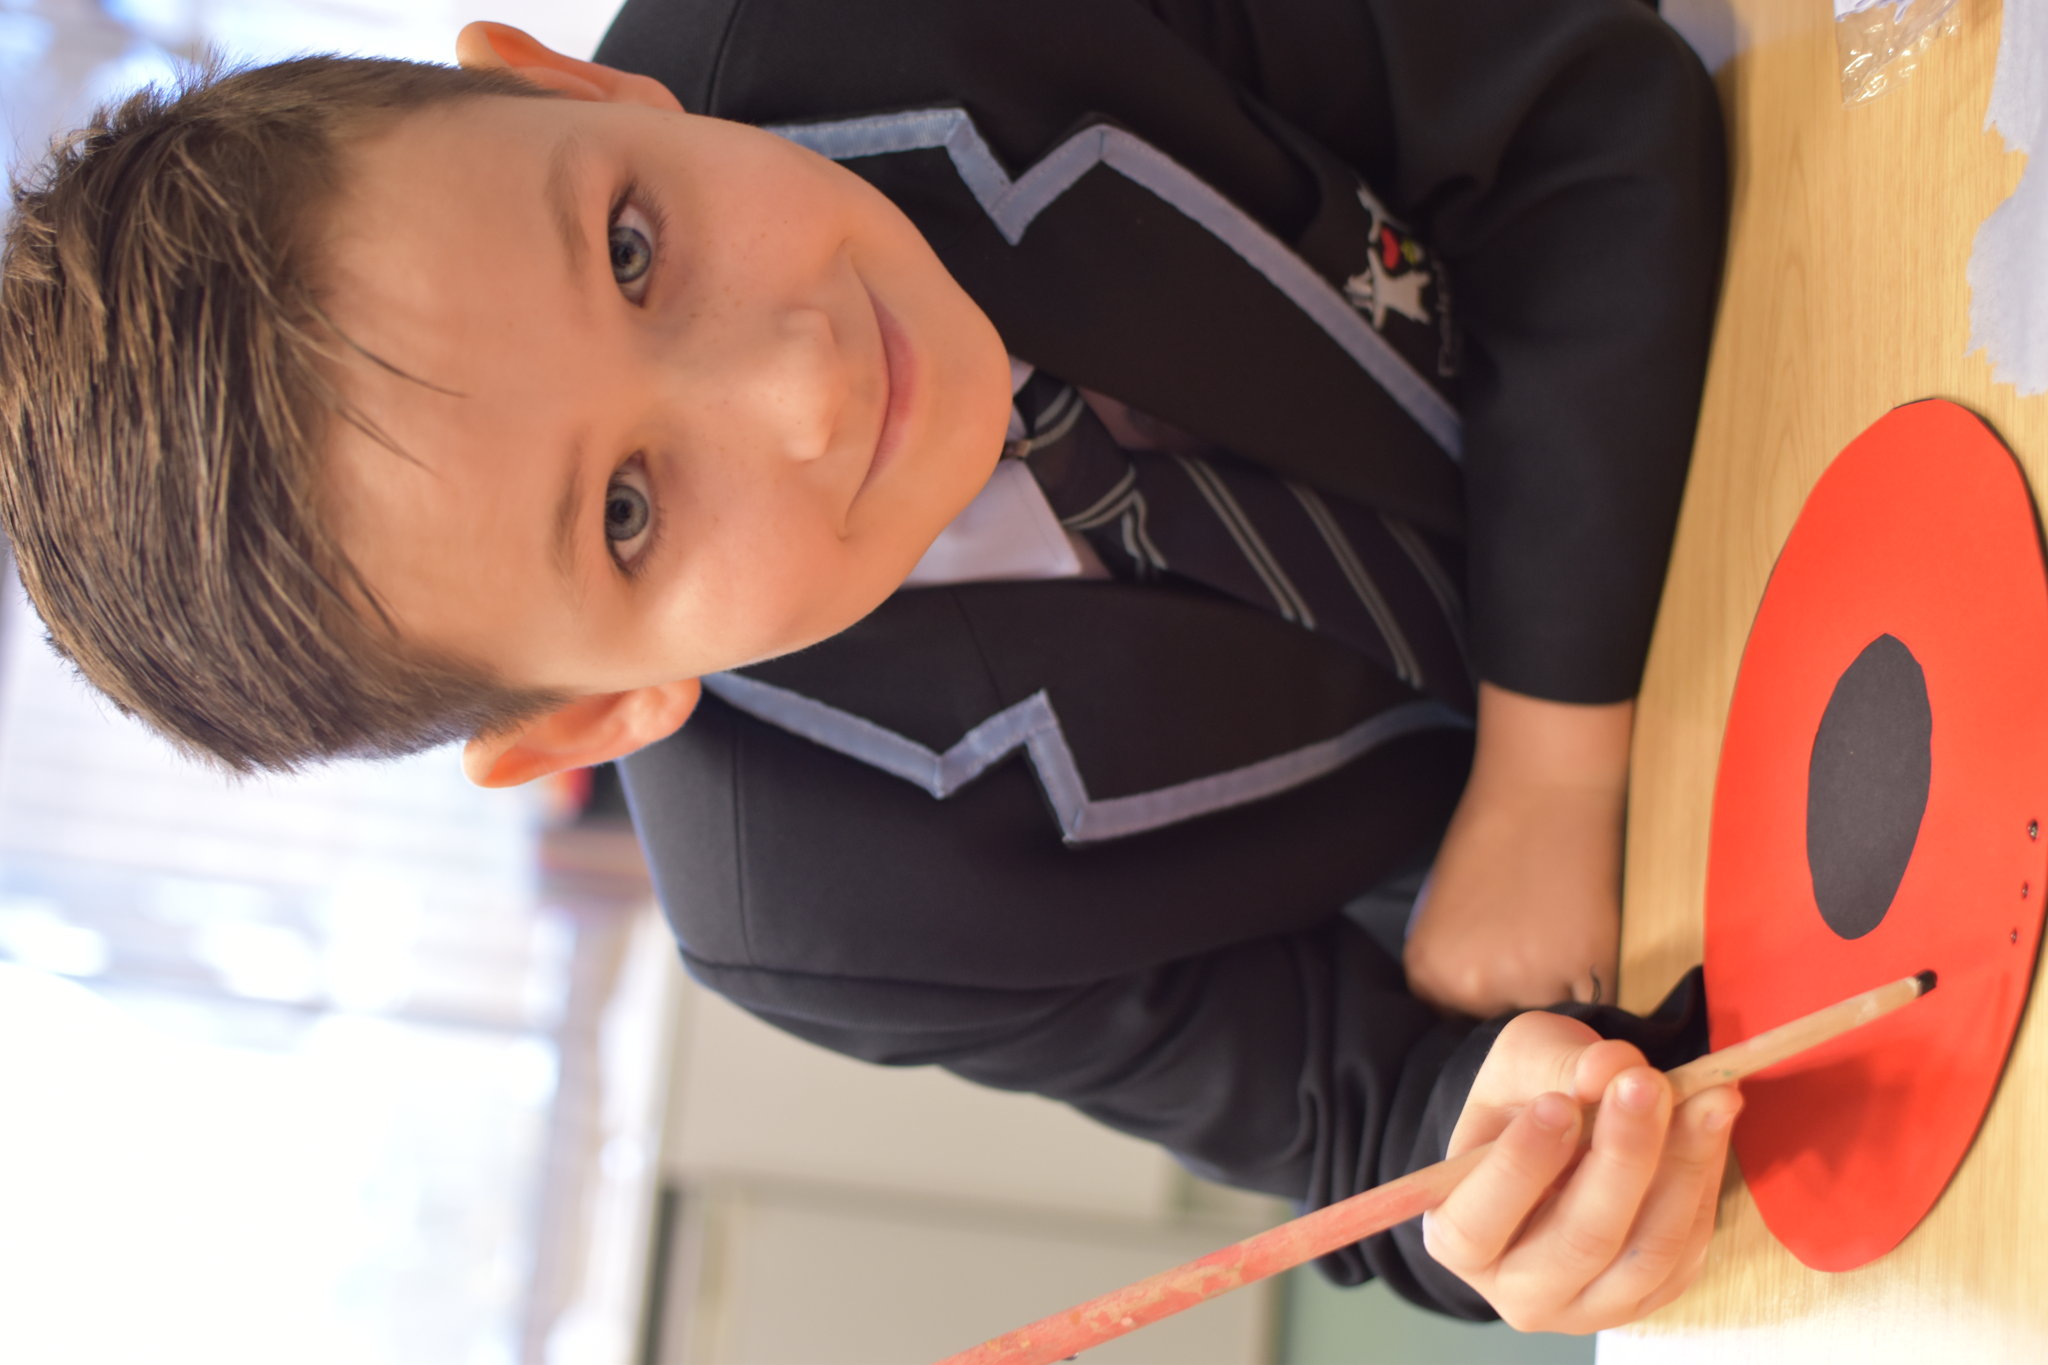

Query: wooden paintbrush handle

[936,970,1933,1365]
[1664,969,1931,1100]
[935,1145,1489,1365]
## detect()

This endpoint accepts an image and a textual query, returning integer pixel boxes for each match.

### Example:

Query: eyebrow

[552,445,584,592]
[546,133,588,282]
[546,135,588,594]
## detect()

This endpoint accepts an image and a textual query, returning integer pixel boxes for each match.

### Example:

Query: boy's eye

[610,221,652,286]
[606,191,664,305]
[604,459,659,574]
[605,482,648,540]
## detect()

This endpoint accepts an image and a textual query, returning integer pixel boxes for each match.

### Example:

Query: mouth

[863,290,916,491]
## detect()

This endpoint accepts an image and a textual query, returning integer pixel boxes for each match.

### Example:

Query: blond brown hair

[0,55,571,773]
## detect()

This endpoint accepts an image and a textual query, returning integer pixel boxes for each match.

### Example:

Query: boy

[0,0,1733,1329]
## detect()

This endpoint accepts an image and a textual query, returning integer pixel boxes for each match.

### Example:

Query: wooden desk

[1610,0,2048,1357]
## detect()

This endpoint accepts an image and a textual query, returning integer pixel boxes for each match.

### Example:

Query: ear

[462,677,702,788]
[455,21,685,113]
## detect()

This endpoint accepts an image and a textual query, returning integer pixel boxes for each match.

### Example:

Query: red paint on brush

[936,971,1931,1365]
[933,1146,1486,1365]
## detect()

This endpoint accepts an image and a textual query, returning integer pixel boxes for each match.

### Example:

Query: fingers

[1424,1092,1584,1274]
[1627,1178,1719,1319]
[1569,1038,1651,1106]
[1590,1086,1742,1320]
[1484,1078,1740,1333]
[1440,1018,1743,1334]
[1500,1069,1672,1300]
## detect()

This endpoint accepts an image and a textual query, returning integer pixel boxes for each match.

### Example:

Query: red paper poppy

[1704,399,2048,1271]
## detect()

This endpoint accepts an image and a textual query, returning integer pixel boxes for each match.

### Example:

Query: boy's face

[320,94,1012,697]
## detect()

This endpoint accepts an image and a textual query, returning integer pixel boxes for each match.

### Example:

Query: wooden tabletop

[1611,0,2048,1356]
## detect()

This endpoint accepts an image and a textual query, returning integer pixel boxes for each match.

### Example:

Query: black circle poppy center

[1805,633,1932,940]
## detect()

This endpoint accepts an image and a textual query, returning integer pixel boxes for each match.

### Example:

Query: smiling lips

[865,291,915,489]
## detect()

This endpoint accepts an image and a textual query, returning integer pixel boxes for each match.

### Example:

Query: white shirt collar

[902,358,1108,587]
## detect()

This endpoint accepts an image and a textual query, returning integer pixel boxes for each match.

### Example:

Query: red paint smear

[934,1147,1483,1365]
[1704,400,2048,1271]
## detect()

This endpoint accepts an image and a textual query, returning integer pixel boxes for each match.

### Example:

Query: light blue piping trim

[768,108,1461,459]
[702,671,1471,845]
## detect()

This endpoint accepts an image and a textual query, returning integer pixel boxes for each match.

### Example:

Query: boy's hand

[1425,1011,1742,1333]
[1403,684,1631,1016]
[1403,774,1622,1014]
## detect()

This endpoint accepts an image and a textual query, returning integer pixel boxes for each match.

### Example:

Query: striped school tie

[1010,371,1474,713]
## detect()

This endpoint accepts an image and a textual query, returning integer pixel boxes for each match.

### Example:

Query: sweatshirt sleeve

[629,689,1708,1320]
[684,882,1707,1321]
[1148,0,1727,702]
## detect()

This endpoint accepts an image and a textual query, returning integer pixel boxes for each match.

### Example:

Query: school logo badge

[1342,184,1434,331]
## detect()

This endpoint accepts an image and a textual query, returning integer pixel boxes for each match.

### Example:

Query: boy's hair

[0,56,571,774]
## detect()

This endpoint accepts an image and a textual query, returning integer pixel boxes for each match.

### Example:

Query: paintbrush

[935,969,1936,1365]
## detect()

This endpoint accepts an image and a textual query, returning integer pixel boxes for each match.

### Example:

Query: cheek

[755,527,882,646]
[660,498,860,664]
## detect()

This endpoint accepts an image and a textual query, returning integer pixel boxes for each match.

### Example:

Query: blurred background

[0,3,1634,1362]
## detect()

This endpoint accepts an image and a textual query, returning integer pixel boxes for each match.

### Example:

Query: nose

[702,305,847,464]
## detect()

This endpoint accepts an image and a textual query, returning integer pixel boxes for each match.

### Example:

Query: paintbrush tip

[1913,969,1937,995]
